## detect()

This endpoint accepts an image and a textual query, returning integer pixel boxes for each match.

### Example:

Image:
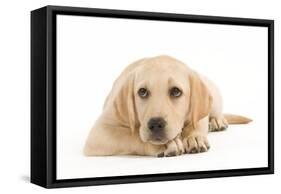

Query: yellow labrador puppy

[84,55,251,157]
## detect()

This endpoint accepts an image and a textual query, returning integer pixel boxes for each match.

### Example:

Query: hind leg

[201,76,228,132]
[208,89,228,132]
[208,91,228,132]
[209,116,228,132]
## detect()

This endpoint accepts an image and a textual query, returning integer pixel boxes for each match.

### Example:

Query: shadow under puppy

[84,55,252,157]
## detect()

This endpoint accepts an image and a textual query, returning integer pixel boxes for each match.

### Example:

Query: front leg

[182,116,210,154]
[156,135,185,157]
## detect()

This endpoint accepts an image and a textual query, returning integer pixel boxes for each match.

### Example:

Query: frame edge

[31,6,48,188]
[268,20,274,174]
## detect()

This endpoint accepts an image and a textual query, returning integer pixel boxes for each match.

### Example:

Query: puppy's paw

[183,135,210,154]
[209,117,228,132]
[157,136,184,157]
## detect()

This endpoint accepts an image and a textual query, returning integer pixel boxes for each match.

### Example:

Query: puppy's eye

[138,88,149,98]
[170,87,182,97]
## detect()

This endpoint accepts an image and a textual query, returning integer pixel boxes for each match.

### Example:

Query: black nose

[148,117,166,131]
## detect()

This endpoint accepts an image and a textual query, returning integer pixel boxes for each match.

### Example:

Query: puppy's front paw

[157,136,184,157]
[183,135,210,154]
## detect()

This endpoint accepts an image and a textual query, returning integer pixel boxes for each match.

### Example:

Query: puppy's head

[111,55,212,145]
[133,56,212,145]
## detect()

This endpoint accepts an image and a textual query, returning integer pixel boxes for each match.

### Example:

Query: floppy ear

[188,71,212,129]
[112,73,139,133]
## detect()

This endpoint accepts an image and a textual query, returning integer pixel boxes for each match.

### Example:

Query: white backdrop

[0,0,280,193]
[57,15,268,179]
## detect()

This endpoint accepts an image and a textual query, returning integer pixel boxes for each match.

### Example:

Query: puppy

[84,55,252,157]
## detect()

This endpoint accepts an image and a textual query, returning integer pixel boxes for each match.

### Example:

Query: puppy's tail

[224,114,252,125]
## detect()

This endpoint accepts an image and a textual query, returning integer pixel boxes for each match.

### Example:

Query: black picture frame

[31,5,274,188]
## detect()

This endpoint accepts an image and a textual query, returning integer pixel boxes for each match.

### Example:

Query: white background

[0,0,280,193]
[57,15,268,179]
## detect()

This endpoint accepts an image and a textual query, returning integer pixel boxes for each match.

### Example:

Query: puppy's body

[84,55,251,157]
